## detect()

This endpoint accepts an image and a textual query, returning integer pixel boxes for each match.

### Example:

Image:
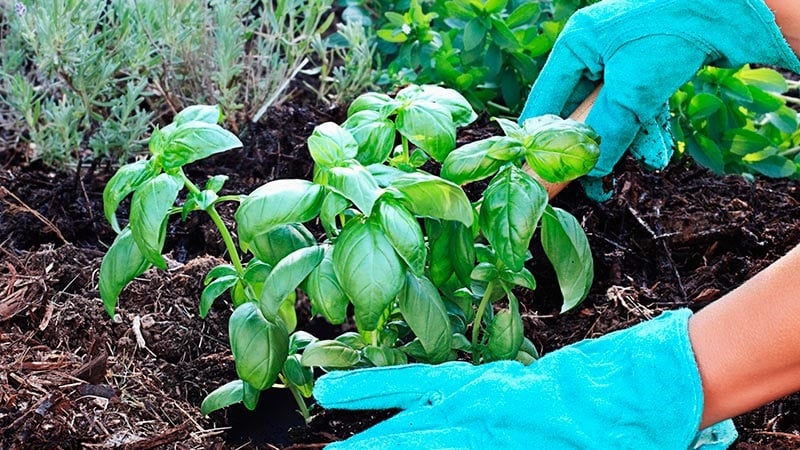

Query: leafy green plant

[671,65,800,179]
[359,0,596,112]
[99,85,599,421]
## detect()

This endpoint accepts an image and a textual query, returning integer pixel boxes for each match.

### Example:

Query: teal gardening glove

[519,0,800,198]
[315,310,737,449]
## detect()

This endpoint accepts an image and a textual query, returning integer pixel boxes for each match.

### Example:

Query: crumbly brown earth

[1,95,799,448]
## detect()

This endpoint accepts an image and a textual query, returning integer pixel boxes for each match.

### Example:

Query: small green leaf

[305,246,349,325]
[541,206,593,312]
[525,121,600,183]
[236,180,324,249]
[399,272,452,363]
[200,275,238,318]
[205,175,228,193]
[736,67,788,93]
[259,246,324,319]
[301,340,361,368]
[174,105,223,125]
[342,110,396,165]
[99,227,152,316]
[500,267,537,290]
[480,166,547,271]
[162,121,242,169]
[205,264,238,283]
[426,219,475,288]
[284,355,313,397]
[229,302,289,390]
[348,92,401,117]
[463,18,487,52]
[323,162,382,215]
[375,198,426,276]
[200,379,243,415]
[397,85,478,128]
[332,219,405,331]
[507,2,540,28]
[289,331,317,354]
[391,172,474,227]
[249,223,315,266]
[441,137,506,185]
[129,173,183,269]
[320,191,350,236]
[363,346,408,366]
[103,160,160,233]
[688,93,725,120]
[395,100,456,162]
[242,380,260,410]
[307,122,359,167]
[486,295,523,361]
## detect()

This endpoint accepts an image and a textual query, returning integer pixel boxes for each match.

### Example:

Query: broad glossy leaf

[688,93,725,120]
[441,137,506,185]
[363,346,408,366]
[724,128,772,155]
[99,227,152,316]
[332,219,405,331]
[174,104,223,125]
[129,173,182,269]
[284,355,313,397]
[399,273,452,363]
[242,381,260,410]
[320,191,350,236]
[397,85,477,128]
[391,172,473,226]
[289,331,317,354]
[486,295,523,361]
[236,180,324,248]
[396,101,456,162]
[259,246,324,319]
[240,259,273,302]
[278,294,298,333]
[541,206,593,313]
[525,121,600,183]
[305,246,349,325]
[348,92,401,118]
[480,166,547,271]
[249,223,315,265]
[471,262,499,282]
[205,264,237,283]
[500,267,537,290]
[335,332,367,350]
[367,164,406,187]
[748,155,796,178]
[375,198,426,276]
[426,219,475,288]
[342,110,396,165]
[507,2,540,28]
[767,105,798,133]
[301,340,361,368]
[103,160,159,233]
[162,121,242,169]
[200,379,243,415]
[463,18,487,52]
[307,122,359,167]
[490,18,519,50]
[324,163,382,214]
[200,275,238,318]
[229,302,289,390]
[736,67,788,93]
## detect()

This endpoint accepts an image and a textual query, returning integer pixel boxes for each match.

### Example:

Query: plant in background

[671,65,800,179]
[99,85,599,421]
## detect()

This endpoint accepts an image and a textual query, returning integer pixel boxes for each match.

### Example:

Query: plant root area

[2,102,800,449]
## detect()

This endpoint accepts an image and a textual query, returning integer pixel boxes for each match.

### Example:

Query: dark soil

[2,94,800,448]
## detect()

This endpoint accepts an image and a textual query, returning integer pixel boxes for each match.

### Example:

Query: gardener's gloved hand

[519,0,800,198]
[314,309,738,449]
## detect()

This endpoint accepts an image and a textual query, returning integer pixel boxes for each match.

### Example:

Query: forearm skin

[765,0,800,56]
[690,243,800,428]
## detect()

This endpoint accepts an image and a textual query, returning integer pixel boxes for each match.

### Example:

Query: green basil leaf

[332,219,405,331]
[397,85,478,128]
[399,273,452,363]
[395,100,456,162]
[242,381,260,410]
[724,128,773,155]
[284,355,314,397]
[348,92,401,118]
[335,332,367,350]
[308,122,359,167]
[471,262,499,282]
[486,295,523,361]
[441,137,506,185]
[99,227,152,316]
[305,246,349,325]
[205,175,228,193]
[494,117,523,138]
[129,173,183,269]
[235,180,324,249]
[767,105,798,133]
[103,160,160,233]
[363,345,408,366]
[289,331,317,354]
[541,206,593,313]
[278,294,298,335]
[342,110,396,165]
[748,155,796,178]
[480,166,546,271]
[490,18,519,50]
[174,104,223,125]
[735,67,788,93]
[324,162,382,215]
[426,219,475,289]
[200,379,243,415]
[162,121,242,169]
[205,264,238,284]
[301,340,361,368]
[320,191,350,237]
[200,275,238,318]
[367,163,407,187]
[391,172,473,227]
[688,93,725,120]
[229,302,289,390]
[463,18,487,52]
[525,121,600,183]
[507,2,540,28]
[249,223,315,265]
[375,198,426,276]
[500,267,537,290]
[241,259,273,302]
[259,246,324,319]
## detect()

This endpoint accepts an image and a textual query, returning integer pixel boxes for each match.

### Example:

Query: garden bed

[2,98,800,449]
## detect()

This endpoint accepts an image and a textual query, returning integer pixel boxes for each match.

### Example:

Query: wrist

[763,0,800,60]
